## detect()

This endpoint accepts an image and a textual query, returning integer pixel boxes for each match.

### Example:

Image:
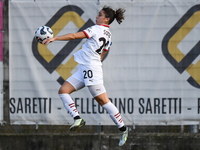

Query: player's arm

[101,50,108,61]
[42,31,86,45]
[101,41,111,61]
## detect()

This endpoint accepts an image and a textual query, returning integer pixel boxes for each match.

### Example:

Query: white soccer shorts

[67,64,106,97]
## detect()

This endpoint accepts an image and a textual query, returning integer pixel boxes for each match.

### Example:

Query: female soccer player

[43,6,130,146]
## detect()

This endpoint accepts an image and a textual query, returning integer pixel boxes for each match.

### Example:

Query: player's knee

[58,87,63,94]
[95,98,109,106]
[58,84,75,94]
[58,86,68,94]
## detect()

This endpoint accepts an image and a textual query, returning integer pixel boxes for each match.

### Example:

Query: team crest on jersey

[87,28,92,33]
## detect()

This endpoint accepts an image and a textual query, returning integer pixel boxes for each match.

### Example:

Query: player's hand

[42,37,55,45]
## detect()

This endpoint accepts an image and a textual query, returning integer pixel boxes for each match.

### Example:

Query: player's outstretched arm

[42,31,86,45]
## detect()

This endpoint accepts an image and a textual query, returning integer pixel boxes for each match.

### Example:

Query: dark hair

[102,6,125,25]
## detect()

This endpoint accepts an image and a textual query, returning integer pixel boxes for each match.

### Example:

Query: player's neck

[99,24,110,28]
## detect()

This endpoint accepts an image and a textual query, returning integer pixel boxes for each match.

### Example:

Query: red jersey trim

[99,24,110,28]
[104,49,108,51]
[83,30,89,38]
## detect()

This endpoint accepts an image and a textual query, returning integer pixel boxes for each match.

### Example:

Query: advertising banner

[9,1,200,125]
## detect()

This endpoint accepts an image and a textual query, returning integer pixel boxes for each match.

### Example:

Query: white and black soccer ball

[35,26,53,44]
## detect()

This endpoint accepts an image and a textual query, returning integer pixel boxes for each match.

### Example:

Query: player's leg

[92,90,125,128]
[58,81,79,118]
[58,74,86,131]
[88,85,131,146]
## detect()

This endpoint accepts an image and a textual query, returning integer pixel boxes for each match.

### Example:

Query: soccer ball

[35,26,53,44]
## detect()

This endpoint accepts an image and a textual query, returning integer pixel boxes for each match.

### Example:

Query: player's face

[96,10,109,25]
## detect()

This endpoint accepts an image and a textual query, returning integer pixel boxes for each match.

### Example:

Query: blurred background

[1,0,200,150]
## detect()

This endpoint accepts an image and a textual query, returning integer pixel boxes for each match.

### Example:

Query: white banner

[9,1,200,125]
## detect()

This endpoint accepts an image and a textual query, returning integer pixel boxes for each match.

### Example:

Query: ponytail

[102,6,125,25]
[115,8,125,24]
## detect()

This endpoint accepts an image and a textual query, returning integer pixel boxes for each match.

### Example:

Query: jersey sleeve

[83,25,96,39]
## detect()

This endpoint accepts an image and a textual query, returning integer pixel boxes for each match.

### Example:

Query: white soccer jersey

[74,24,111,66]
